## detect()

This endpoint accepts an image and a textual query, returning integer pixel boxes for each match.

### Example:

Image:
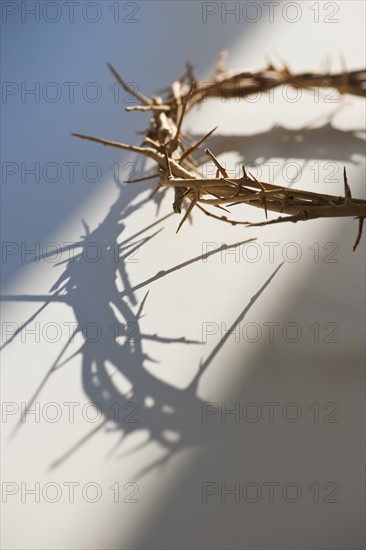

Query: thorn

[196,203,251,226]
[272,51,291,76]
[213,204,230,213]
[107,63,152,105]
[164,148,173,179]
[343,166,352,203]
[248,170,260,184]
[247,174,268,218]
[125,173,160,183]
[260,194,268,219]
[172,188,190,210]
[173,187,188,214]
[185,60,196,85]
[179,127,217,163]
[321,54,332,74]
[242,165,249,180]
[339,54,349,95]
[265,54,275,71]
[353,217,365,252]
[171,82,194,148]
[339,52,347,74]
[215,50,228,73]
[176,198,197,233]
[204,148,228,178]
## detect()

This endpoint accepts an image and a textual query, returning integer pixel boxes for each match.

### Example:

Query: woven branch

[73,54,366,250]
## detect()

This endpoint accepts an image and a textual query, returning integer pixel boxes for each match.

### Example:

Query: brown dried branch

[73,54,366,250]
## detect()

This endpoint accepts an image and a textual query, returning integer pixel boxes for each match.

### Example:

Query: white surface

[1,2,365,549]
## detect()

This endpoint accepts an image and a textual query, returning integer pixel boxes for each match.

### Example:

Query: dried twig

[73,54,366,250]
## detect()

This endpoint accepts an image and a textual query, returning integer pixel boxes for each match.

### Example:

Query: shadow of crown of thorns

[73,51,366,251]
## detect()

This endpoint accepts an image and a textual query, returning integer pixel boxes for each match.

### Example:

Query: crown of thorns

[73,52,366,251]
